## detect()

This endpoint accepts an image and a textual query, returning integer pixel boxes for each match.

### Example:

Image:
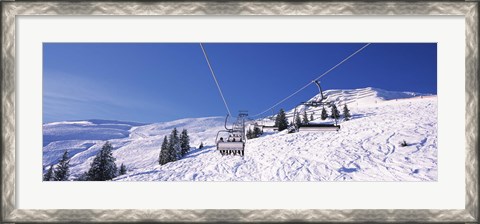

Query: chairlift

[215,112,248,156]
[291,80,340,132]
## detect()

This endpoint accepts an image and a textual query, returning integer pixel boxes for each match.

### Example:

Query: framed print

[40,42,440,182]
[1,1,478,223]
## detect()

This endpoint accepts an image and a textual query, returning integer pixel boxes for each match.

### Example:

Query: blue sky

[43,43,436,123]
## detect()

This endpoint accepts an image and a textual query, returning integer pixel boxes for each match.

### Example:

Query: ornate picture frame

[1,1,478,222]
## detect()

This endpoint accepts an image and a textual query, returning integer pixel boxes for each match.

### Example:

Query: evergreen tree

[246,128,253,139]
[343,104,351,121]
[119,163,127,175]
[331,104,340,119]
[86,141,117,181]
[43,165,54,181]
[53,150,70,181]
[168,128,181,161]
[321,107,328,120]
[253,126,262,138]
[274,109,288,131]
[295,112,302,128]
[159,136,170,165]
[310,113,314,121]
[76,172,88,181]
[199,142,204,149]
[274,111,280,127]
[180,129,190,157]
[302,111,309,124]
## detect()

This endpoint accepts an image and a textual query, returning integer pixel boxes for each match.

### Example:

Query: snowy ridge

[43,119,145,146]
[43,87,437,181]
[317,87,430,105]
[277,87,430,123]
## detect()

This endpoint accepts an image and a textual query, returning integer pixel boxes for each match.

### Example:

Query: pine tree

[180,129,190,157]
[76,172,88,181]
[43,165,54,181]
[295,112,302,128]
[331,104,340,119]
[310,113,314,121]
[321,107,328,120]
[302,111,309,124]
[53,150,70,181]
[159,136,170,165]
[168,128,181,161]
[119,163,127,175]
[253,126,262,138]
[343,104,351,121]
[86,141,117,181]
[246,128,253,139]
[274,109,288,131]
[199,142,204,149]
[274,110,280,127]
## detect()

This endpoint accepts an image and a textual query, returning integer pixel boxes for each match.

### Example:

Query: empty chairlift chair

[297,121,340,132]
[293,80,340,132]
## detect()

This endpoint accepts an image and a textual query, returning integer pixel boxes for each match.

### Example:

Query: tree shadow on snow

[338,166,358,173]
[116,169,162,180]
[350,113,375,120]
[184,145,215,159]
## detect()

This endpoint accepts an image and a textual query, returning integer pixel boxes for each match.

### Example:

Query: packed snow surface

[43,87,437,181]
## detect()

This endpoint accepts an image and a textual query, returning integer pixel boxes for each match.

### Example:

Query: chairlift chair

[215,112,248,156]
[291,80,340,132]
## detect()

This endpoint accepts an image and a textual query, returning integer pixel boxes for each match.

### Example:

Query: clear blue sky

[43,43,436,123]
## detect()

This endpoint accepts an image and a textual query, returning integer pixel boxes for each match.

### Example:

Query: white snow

[43,87,437,181]
[42,119,145,168]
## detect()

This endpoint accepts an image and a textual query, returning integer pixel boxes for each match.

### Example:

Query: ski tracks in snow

[116,98,437,181]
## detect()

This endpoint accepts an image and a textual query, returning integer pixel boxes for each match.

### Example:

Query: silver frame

[1,1,478,223]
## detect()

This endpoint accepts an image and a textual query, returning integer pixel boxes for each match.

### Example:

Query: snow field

[115,97,437,181]
[43,87,437,181]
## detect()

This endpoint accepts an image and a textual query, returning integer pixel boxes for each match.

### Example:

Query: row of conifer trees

[246,126,263,139]
[274,104,351,131]
[44,127,192,181]
[43,142,127,181]
[158,128,190,165]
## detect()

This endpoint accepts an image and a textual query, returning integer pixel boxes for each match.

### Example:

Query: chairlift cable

[250,43,371,118]
[200,43,232,117]
[313,43,371,81]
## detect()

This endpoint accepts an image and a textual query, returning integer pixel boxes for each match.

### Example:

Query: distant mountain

[43,119,146,147]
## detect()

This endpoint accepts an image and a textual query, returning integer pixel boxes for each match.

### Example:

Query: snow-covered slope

[285,87,431,118]
[316,87,430,106]
[42,120,145,169]
[43,117,225,178]
[43,87,437,181]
